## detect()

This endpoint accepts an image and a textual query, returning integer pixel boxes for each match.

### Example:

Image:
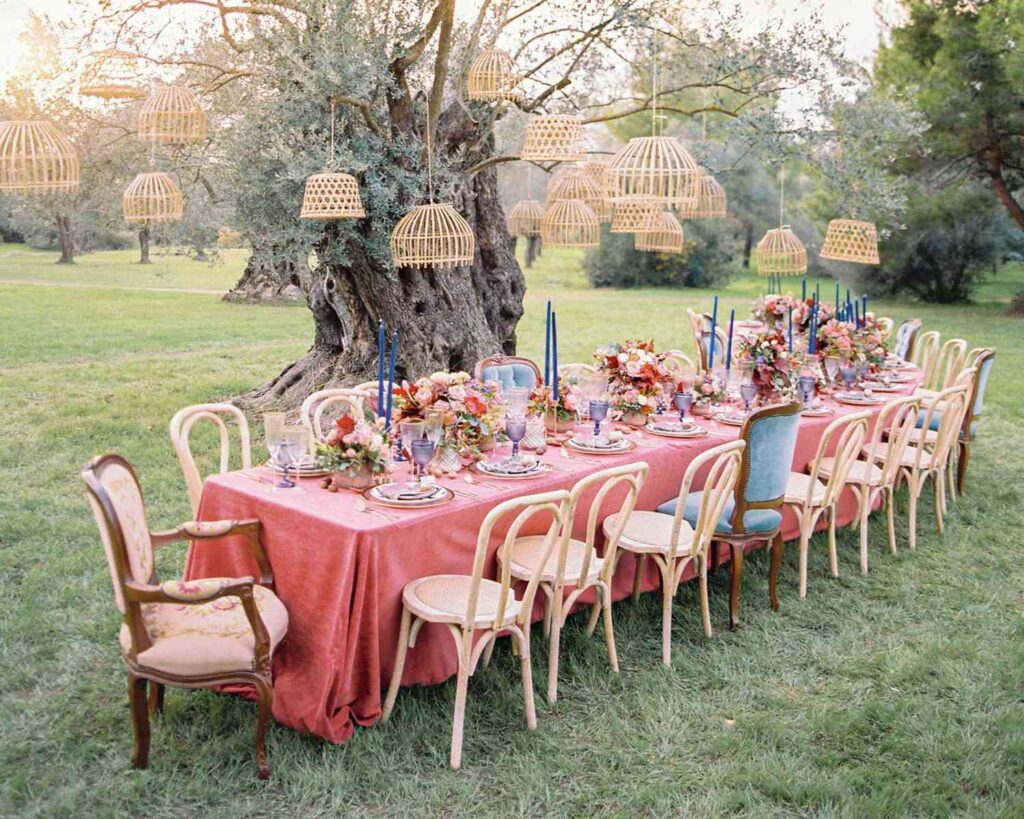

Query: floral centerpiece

[692,371,728,410]
[393,371,502,455]
[528,383,580,433]
[751,294,804,327]
[737,329,797,401]
[315,416,391,489]
[594,339,669,425]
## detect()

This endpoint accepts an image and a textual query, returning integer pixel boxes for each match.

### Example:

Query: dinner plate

[566,437,636,455]
[475,459,549,480]
[867,373,912,384]
[862,382,903,392]
[265,459,331,478]
[644,421,707,438]
[834,392,884,406]
[801,406,835,417]
[714,413,747,427]
[364,483,453,508]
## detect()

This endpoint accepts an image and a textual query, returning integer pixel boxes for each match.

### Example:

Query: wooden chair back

[926,338,967,391]
[894,319,922,361]
[558,463,648,589]
[696,328,728,371]
[662,349,696,380]
[863,395,919,485]
[170,403,252,516]
[876,317,894,337]
[558,363,597,385]
[914,385,968,473]
[730,402,802,534]
[474,354,541,389]
[961,349,995,438]
[805,411,870,508]
[912,330,941,383]
[473,490,570,630]
[301,389,367,443]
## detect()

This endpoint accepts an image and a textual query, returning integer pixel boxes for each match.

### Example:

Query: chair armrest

[150,519,275,591]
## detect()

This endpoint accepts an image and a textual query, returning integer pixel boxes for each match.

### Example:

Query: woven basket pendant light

[300,100,365,220]
[80,50,146,100]
[545,171,610,221]
[138,86,207,144]
[507,199,545,237]
[691,172,727,218]
[755,226,807,276]
[635,211,684,253]
[0,120,80,195]
[608,136,701,206]
[122,171,184,223]
[466,49,521,102]
[581,157,613,196]
[520,114,585,162]
[820,219,879,264]
[609,201,663,233]
[540,200,599,248]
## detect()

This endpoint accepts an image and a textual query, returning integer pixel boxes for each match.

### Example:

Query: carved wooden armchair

[474,353,541,389]
[82,454,288,779]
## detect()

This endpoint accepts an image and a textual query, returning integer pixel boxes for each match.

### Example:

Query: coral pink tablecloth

[186,376,920,743]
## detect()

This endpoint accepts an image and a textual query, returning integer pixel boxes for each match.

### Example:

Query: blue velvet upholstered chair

[474,354,541,390]
[655,401,802,629]
[955,349,994,495]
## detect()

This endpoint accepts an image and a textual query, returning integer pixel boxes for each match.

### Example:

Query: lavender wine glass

[410,438,435,484]
[505,414,527,462]
[798,374,817,410]
[673,390,694,422]
[840,361,858,391]
[739,382,757,413]
[589,399,609,441]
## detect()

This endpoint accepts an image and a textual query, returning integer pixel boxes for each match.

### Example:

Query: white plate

[834,392,883,406]
[645,422,707,439]
[714,413,747,427]
[265,460,331,478]
[365,484,453,508]
[476,459,548,479]
[566,438,636,455]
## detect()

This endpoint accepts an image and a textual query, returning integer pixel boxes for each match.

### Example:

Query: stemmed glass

[739,381,757,414]
[410,438,435,485]
[505,412,527,463]
[824,356,841,390]
[588,399,610,441]
[673,389,694,422]
[276,426,310,488]
[504,387,530,418]
[659,377,677,418]
[263,413,289,487]
[424,410,444,449]
[400,420,424,479]
[798,374,817,411]
[839,359,858,391]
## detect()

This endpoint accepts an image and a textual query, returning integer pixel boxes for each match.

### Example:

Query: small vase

[333,465,376,491]
[522,418,547,450]
[478,435,496,452]
[692,402,713,417]
[543,413,575,434]
[434,445,462,474]
[619,411,648,428]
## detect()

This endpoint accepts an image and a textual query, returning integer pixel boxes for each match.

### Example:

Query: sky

[0,0,897,84]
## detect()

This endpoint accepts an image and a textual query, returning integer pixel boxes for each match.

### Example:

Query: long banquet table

[186,373,921,743]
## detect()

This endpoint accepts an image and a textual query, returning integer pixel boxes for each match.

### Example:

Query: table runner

[186,375,920,742]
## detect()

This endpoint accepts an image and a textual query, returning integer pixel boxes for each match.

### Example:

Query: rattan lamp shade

[300,172,365,220]
[0,120,80,195]
[507,199,545,237]
[635,211,684,253]
[466,49,521,101]
[122,172,184,223]
[138,86,207,144]
[691,172,727,218]
[819,219,880,265]
[609,201,662,234]
[390,202,475,269]
[755,226,807,276]
[80,50,146,100]
[541,200,599,248]
[608,136,700,206]
[545,172,610,221]
[581,157,613,196]
[520,115,585,162]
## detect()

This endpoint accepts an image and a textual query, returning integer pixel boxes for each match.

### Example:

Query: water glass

[505,415,527,461]
[277,426,309,488]
[410,438,435,483]
[399,420,424,464]
[739,382,757,413]
[673,390,694,422]
[589,399,610,440]
[824,356,841,387]
[840,362,858,391]
[798,374,817,410]
[504,387,530,417]
[424,410,444,448]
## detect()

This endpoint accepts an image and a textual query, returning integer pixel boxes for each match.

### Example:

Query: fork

[354,498,399,521]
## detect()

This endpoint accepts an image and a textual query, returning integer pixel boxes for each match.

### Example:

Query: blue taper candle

[862,294,868,323]
[385,331,398,427]
[726,309,735,370]
[788,308,793,351]
[835,282,840,311]
[802,277,807,301]
[551,311,559,402]
[854,299,860,329]
[708,296,718,370]
[376,321,385,417]
[544,299,551,386]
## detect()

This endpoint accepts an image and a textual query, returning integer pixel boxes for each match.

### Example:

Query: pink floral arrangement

[528,383,581,422]
[692,371,728,405]
[751,294,803,325]
[315,415,391,477]
[737,329,797,399]
[595,339,670,417]
[814,317,888,370]
[393,371,502,451]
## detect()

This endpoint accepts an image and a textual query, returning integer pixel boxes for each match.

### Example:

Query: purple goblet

[673,390,694,422]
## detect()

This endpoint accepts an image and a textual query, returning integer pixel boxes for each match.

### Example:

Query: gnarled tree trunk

[55,215,74,264]
[225,246,311,303]
[138,227,151,264]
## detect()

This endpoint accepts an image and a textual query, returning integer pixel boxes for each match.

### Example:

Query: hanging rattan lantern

[608,135,701,207]
[691,172,727,218]
[545,171,610,221]
[507,199,545,237]
[300,172,365,220]
[0,120,80,195]
[390,202,475,269]
[609,201,663,234]
[581,157,613,200]
[520,115,586,162]
[635,211,684,253]
[138,86,207,144]
[541,200,599,248]
[466,49,521,102]
[819,218,880,265]
[80,50,147,100]
[122,172,184,223]
[755,226,807,276]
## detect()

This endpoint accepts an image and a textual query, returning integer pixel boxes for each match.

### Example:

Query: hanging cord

[779,165,785,227]
[426,113,434,203]
[651,29,658,134]
[328,99,336,169]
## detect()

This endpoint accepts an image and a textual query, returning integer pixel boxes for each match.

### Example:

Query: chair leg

[254,676,273,780]
[798,529,810,600]
[547,590,563,704]
[585,598,601,636]
[632,554,646,602]
[542,592,552,638]
[934,470,945,533]
[661,572,674,667]
[885,486,897,555]
[768,532,783,613]
[956,440,969,496]
[382,606,412,721]
[946,456,956,506]
[827,507,839,578]
[516,628,537,731]
[128,673,150,771]
[449,652,471,771]
[858,486,871,574]
[148,681,164,716]
[601,585,619,673]
[907,476,919,551]
[482,633,497,668]
[699,556,713,636]
[728,544,744,631]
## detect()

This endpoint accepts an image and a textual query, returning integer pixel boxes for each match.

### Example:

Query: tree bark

[524,235,541,269]
[741,222,754,269]
[138,227,151,265]
[224,247,311,303]
[239,164,524,409]
[55,215,74,264]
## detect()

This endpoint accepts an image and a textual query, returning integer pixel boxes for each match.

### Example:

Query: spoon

[464,474,498,490]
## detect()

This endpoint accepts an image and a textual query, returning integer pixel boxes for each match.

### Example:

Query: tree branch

[398,1,446,69]
[332,94,383,136]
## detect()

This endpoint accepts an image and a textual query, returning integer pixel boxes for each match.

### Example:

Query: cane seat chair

[474,354,541,390]
[696,328,728,372]
[686,308,705,361]
[655,402,802,629]
[914,338,967,394]
[604,441,743,665]
[893,319,922,361]
[911,330,941,385]
[876,317,894,337]
[783,411,870,598]
[502,463,647,701]
[82,454,287,778]
[662,349,697,381]
[300,389,368,443]
[170,403,252,517]
[558,362,597,385]
[382,490,570,770]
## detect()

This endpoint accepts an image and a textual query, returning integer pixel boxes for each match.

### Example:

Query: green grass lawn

[1,244,1022,817]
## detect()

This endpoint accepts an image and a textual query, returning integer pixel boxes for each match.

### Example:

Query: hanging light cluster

[610,201,663,234]
[507,199,545,237]
[520,114,586,162]
[820,219,880,265]
[80,50,147,100]
[635,211,684,253]
[690,172,727,218]
[0,120,80,195]
[541,200,599,248]
[545,170,610,222]
[756,226,807,276]
[137,86,207,144]
[391,202,475,268]
[122,172,183,223]
[466,49,521,102]
[300,100,365,221]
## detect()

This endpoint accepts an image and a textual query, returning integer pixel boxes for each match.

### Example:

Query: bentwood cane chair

[656,402,802,629]
[915,338,967,394]
[783,411,870,598]
[382,490,570,770]
[876,317,894,337]
[696,329,728,372]
[604,441,744,665]
[911,331,941,385]
[82,454,287,778]
[893,319,922,362]
[558,362,598,386]
[502,463,647,702]
[170,403,252,517]
[299,389,367,444]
